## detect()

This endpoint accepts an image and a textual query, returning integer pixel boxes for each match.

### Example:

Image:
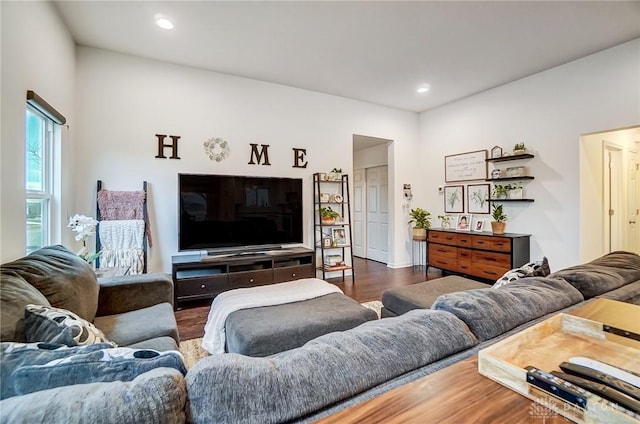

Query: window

[25,106,53,253]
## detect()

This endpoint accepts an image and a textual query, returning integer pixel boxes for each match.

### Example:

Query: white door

[352,169,366,258]
[366,166,389,263]
[627,149,639,254]
[604,144,624,252]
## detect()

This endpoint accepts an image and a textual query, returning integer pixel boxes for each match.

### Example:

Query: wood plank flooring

[174,258,441,341]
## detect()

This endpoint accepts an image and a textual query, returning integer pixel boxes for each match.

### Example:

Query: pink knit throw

[97,190,153,247]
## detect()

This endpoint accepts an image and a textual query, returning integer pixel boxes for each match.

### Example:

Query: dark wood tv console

[171,247,315,310]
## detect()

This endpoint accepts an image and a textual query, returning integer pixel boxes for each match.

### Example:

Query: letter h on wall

[155,134,181,159]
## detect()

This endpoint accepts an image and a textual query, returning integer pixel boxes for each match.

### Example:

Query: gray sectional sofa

[185,250,640,423]
[0,245,186,423]
[1,247,639,424]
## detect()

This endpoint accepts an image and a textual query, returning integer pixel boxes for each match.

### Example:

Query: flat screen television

[178,174,303,252]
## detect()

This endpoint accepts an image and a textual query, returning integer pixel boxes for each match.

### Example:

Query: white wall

[74,47,419,272]
[0,1,76,262]
[418,39,640,270]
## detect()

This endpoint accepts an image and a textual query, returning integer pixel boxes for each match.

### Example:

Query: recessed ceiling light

[156,17,174,30]
[417,85,430,94]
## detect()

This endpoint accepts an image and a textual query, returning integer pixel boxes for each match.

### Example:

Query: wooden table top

[315,299,638,424]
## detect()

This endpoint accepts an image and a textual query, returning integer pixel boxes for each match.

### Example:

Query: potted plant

[320,206,340,225]
[490,203,507,235]
[507,183,523,199]
[492,184,510,200]
[437,214,452,229]
[408,208,431,240]
[513,143,527,155]
[328,168,342,181]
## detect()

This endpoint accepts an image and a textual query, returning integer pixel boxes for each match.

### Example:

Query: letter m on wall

[248,143,271,166]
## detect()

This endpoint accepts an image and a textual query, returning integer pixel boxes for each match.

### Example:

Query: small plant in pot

[513,143,527,154]
[490,203,507,235]
[320,206,340,225]
[437,214,452,229]
[492,184,510,200]
[327,168,343,181]
[408,208,431,240]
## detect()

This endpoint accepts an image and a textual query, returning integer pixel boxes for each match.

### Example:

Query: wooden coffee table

[316,299,639,423]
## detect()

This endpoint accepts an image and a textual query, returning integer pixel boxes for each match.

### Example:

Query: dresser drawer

[176,275,228,297]
[428,254,457,271]
[274,265,314,282]
[472,250,511,267]
[456,234,473,247]
[428,231,457,246]
[429,244,457,258]
[472,236,512,252]
[469,263,509,280]
[457,248,472,261]
[456,260,473,274]
[229,270,274,288]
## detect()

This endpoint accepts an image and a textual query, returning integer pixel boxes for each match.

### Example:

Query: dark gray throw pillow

[24,304,113,346]
[0,342,186,399]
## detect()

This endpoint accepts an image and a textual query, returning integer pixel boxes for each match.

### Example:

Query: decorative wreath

[203,137,230,162]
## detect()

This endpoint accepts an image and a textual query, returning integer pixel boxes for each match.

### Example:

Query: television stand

[171,247,315,310]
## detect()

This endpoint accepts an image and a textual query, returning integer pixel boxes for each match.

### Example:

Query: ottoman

[381,275,488,317]
[225,293,378,357]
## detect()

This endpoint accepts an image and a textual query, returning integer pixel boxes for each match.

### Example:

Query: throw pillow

[24,304,114,347]
[0,342,186,399]
[493,257,550,289]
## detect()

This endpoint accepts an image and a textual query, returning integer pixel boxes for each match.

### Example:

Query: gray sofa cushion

[1,342,185,399]
[549,251,640,298]
[0,367,187,424]
[225,292,377,357]
[0,273,50,342]
[127,336,180,352]
[381,276,488,316]
[93,302,179,346]
[432,277,584,341]
[24,304,113,346]
[186,309,477,424]
[596,280,640,304]
[0,245,99,322]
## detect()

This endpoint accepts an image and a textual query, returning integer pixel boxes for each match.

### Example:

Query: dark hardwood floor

[174,258,442,341]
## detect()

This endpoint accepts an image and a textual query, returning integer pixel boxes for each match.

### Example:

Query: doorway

[579,126,640,261]
[352,135,391,264]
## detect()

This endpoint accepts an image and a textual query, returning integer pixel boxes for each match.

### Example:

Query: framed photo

[322,236,333,248]
[443,185,464,213]
[473,219,484,232]
[331,228,347,246]
[444,150,488,182]
[467,184,490,214]
[456,214,472,231]
[490,146,503,159]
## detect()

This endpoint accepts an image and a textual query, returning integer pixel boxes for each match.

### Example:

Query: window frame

[25,104,54,253]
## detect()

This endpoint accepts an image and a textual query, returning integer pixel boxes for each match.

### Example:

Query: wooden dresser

[427,229,530,281]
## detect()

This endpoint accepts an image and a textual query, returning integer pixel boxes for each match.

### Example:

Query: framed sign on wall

[445,150,488,182]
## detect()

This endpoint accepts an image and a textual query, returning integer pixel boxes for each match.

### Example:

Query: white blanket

[98,220,145,275]
[201,278,343,354]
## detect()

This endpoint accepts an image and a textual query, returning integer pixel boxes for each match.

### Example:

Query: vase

[412,228,427,240]
[491,221,506,235]
[509,188,523,199]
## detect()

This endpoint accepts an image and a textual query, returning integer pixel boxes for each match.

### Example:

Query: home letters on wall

[154,134,308,168]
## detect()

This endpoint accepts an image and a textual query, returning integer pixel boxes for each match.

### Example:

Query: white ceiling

[53,1,640,113]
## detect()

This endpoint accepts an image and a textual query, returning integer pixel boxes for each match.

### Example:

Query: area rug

[178,300,383,370]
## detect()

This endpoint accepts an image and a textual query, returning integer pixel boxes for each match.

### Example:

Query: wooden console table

[316,299,638,423]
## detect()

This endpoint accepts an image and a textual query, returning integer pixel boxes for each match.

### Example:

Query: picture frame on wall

[456,214,472,231]
[467,184,490,214]
[444,150,488,182]
[443,185,464,213]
